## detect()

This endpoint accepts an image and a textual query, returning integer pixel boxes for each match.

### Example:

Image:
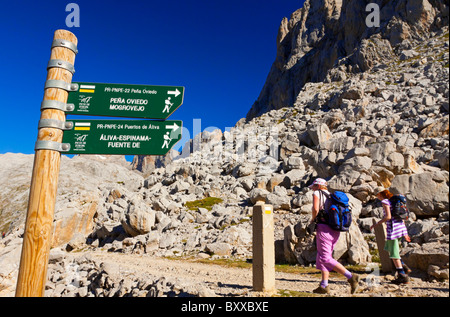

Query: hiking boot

[348,273,361,294]
[393,273,410,285]
[403,263,412,275]
[312,285,330,294]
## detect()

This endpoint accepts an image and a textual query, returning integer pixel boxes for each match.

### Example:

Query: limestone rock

[246,0,446,120]
[121,200,156,237]
[402,242,449,273]
[390,171,449,216]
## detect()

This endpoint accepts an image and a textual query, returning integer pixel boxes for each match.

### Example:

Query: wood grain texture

[372,218,395,273]
[15,30,77,297]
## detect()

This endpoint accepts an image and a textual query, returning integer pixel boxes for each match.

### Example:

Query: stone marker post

[372,218,394,273]
[252,202,276,293]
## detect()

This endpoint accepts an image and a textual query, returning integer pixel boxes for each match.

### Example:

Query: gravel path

[87,251,449,297]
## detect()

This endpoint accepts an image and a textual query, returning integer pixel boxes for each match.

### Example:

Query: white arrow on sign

[166,122,179,132]
[167,88,181,97]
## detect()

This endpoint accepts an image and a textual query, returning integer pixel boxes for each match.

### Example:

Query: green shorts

[384,239,400,259]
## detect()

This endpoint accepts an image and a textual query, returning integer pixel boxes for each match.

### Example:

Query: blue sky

[0,0,304,158]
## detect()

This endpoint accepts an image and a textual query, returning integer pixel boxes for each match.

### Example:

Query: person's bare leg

[392,258,402,268]
[321,269,329,282]
[331,262,347,275]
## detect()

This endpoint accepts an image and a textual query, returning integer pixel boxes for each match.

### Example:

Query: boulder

[319,137,355,153]
[328,170,361,192]
[368,141,397,167]
[121,200,156,237]
[284,155,305,171]
[282,220,317,266]
[280,139,302,159]
[217,226,252,245]
[232,163,257,178]
[205,242,232,256]
[249,188,270,204]
[390,171,449,217]
[265,186,291,210]
[308,123,332,146]
[435,147,449,171]
[283,225,299,264]
[419,116,449,138]
[282,169,307,188]
[339,156,373,173]
[402,242,449,275]
[428,265,449,280]
[51,193,98,247]
[332,220,372,265]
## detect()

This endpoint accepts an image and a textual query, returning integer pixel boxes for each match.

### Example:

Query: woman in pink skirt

[309,178,360,294]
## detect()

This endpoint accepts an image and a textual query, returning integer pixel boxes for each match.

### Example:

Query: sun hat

[374,186,385,195]
[308,178,328,188]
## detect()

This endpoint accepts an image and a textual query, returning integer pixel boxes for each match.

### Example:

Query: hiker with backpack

[309,178,360,294]
[371,189,412,284]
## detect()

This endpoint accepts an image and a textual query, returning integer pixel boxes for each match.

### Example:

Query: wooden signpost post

[16,30,183,296]
[372,218,395,273]
[16,30,78,297]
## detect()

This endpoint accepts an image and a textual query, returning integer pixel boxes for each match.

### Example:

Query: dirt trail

[86,251,449,297]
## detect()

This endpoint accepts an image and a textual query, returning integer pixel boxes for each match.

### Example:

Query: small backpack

[318,191,352,232]
[389,194,410,221]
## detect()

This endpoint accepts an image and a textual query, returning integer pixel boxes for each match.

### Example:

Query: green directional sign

[67,82,184,119]
[62,119,182,155]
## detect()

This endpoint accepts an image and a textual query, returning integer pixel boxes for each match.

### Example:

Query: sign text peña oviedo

[62,119,182,155]
[67,82,185,119]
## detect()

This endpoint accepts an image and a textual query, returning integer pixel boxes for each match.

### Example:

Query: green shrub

[185,197,224,211]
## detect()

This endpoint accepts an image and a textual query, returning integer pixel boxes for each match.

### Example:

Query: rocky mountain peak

[246,0,448,120]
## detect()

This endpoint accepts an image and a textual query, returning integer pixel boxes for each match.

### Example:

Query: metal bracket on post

[38,118,73,131]
[47,59,75,74]
[44,80,78,92]
[51,39,78,55]
[41,100,75,112]
[35,140,70,153]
